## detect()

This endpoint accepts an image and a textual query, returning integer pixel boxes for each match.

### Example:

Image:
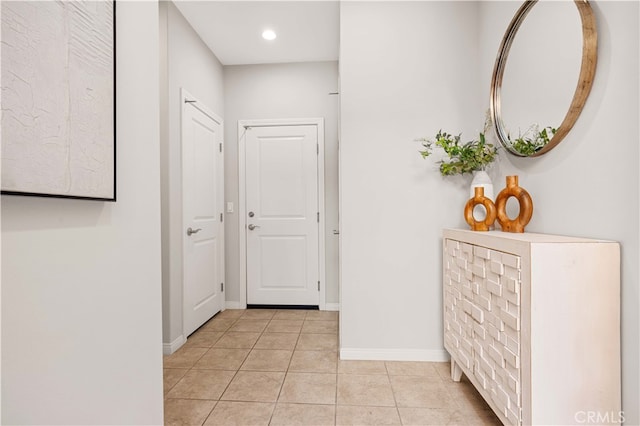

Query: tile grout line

[197,313,244,425]
[269,311,303,426]
[271,317,302,424]
[163,315,241,399]
[384,361,405,425]
[198,310,273,425]
[189,315,240,426]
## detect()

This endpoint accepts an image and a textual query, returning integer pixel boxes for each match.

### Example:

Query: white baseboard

[340,348,450,362]
[324,303,340,311]
[163,335,186,355]
[224,301,246,310]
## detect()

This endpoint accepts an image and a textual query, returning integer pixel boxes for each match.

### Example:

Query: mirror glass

[501,2,581,143]
[490,0,598,157]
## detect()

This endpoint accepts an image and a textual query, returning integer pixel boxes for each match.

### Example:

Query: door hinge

[317,212,320,222]
[221,282,224,292]
[219,143,223,153]
[318,281,320,291]
[220,213,223,222]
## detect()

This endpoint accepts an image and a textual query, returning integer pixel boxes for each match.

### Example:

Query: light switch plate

[226,202,234,213]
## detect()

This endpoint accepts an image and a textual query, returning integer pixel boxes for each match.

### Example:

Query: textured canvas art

[1,1,115,200]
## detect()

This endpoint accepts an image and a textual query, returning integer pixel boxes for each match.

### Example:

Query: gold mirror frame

[490,0,598,157]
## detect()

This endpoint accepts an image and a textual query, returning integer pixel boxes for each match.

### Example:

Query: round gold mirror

[490,0,598,157]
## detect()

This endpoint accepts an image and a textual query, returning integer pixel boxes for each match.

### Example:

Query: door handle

[248,224,260,231]
[186,227,202,236]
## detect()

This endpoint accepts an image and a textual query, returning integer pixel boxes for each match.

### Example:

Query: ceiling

[173,1,340,66]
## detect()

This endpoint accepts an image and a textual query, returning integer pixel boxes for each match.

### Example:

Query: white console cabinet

[442,229,621,425]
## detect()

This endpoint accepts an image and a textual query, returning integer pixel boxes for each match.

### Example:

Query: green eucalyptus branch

[418,130,498,176]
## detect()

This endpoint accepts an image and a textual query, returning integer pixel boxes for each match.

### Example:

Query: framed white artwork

[1,1,116,201]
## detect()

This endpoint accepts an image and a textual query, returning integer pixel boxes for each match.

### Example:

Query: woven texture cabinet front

[444,239,523,424]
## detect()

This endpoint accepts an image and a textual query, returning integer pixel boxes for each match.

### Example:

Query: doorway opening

[238,118,326,310]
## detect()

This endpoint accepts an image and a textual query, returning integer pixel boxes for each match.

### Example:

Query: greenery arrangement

[509,125,557,156]
[418,130,498,176]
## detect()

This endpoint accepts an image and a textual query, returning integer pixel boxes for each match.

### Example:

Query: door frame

[238,118,326,310]
[181,87,225,338]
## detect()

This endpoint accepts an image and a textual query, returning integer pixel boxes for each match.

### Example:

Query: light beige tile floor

[163,309,501,425]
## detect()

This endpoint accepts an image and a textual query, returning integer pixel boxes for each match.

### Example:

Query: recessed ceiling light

[262,29,277,41]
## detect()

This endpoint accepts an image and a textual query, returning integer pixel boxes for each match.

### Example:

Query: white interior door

[182,96,224,336]
[245,124,320,306]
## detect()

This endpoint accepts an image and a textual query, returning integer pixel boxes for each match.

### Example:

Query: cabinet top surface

[443,229,617,245]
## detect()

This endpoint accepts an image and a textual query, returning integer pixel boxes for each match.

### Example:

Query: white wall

[339,1,482,360]
[223,61,340,306]
[160,1,225,350]
[1,2,164,423]
[478,2,639,423]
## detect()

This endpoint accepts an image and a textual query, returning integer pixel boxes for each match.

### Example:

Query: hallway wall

[1,2,164,423]
[159,1,225,350]
[339,1,483,359]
